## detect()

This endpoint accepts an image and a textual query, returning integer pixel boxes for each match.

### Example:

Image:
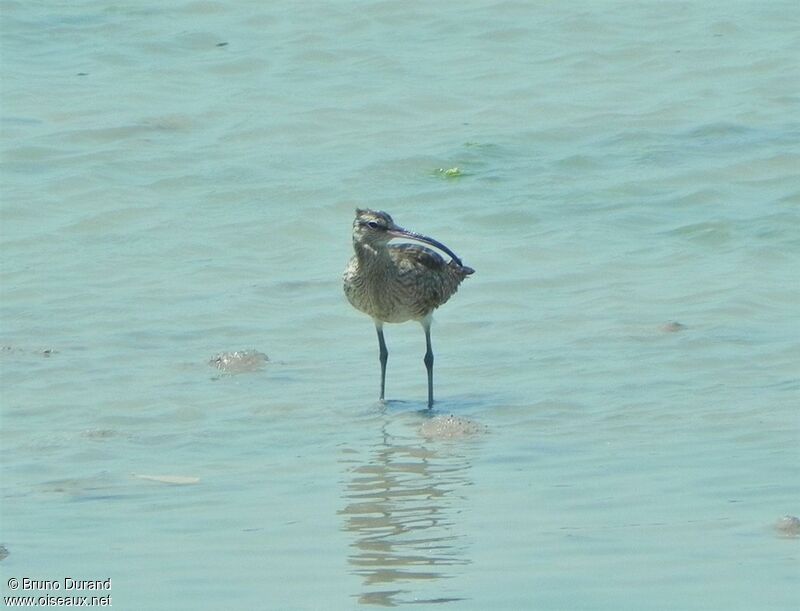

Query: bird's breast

[343,246,467,324]
[343,257,416,323]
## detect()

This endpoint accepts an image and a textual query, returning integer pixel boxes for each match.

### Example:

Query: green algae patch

[433,166,464,179]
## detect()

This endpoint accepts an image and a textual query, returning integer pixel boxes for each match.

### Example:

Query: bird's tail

[450,260,475,276]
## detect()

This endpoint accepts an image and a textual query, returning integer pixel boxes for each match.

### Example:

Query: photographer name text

[5,578,112,607]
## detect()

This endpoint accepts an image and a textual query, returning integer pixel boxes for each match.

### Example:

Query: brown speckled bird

[343,208,474,407]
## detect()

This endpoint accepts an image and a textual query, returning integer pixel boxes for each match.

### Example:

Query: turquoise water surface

[2,1,798,609]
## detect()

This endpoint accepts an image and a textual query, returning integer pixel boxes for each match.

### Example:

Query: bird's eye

[366,221,383,230]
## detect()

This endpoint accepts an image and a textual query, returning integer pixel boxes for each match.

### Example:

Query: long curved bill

[387,226,464,267]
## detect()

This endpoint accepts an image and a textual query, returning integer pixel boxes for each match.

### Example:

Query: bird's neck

[353,240,391,267]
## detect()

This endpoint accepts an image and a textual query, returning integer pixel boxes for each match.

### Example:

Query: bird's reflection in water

[339,423,474,606]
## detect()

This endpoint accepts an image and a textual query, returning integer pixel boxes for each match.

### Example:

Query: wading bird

[343,209,474,407]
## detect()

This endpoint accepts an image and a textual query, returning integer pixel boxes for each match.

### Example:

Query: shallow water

[1,1,798,609]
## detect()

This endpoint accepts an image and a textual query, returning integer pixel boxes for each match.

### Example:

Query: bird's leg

[375,322,388,401]
[422,318,434,408]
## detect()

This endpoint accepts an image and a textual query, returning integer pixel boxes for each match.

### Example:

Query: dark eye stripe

[361,220,386,230]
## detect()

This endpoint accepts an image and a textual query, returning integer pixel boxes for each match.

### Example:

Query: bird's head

[351,208,465,266]
[352,209,398,246]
